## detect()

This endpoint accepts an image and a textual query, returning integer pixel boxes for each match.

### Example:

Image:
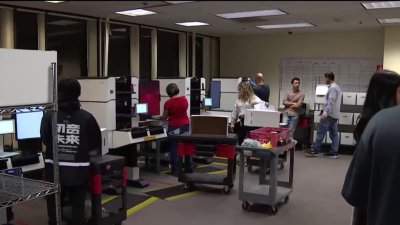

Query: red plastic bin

[247,127,291,147]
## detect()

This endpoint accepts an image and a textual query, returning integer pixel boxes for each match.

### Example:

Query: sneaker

[305,150,319,157]
[323,153,339,159]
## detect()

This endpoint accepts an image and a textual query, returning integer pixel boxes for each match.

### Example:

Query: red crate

[248,127,290,147]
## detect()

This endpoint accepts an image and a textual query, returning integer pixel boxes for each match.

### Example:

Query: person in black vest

[252,72,270,103]
[41,78,101,225]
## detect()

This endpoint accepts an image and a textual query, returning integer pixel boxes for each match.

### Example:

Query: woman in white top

[230,81,264,144]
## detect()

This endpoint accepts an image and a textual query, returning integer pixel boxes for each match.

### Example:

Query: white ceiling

[1,1,400,36]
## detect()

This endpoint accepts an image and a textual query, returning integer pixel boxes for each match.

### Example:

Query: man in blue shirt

[306,72,342,158]
[252,73,270,103]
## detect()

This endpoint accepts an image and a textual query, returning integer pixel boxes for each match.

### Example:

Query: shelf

[0,174,58,208]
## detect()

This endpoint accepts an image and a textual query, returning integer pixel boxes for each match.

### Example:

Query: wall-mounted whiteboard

[280,58,381,110]
[0,48,57,107]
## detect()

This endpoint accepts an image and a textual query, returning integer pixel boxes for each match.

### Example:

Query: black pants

[47,185,87,225]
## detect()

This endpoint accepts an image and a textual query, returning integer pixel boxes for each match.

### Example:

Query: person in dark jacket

[41,77,101,225]
[252,72,270,103]
[342,70,400,225]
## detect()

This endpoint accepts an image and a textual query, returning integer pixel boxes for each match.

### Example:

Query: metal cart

[235,141,295,214]
[169,132,237,194]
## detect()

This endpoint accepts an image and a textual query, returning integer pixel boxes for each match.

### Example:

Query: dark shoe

[323,152,339,159]
[305,150,319,157]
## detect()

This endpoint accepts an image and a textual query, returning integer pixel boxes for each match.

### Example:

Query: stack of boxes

[313,92,365,146]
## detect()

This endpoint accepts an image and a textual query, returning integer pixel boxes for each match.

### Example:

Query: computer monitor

[15,111,44,140]
[0,119,15,135]
[135,103,148,114]
[204,98,212,107]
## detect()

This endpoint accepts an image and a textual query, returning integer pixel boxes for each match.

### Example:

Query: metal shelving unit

[0,173,58,208]
[0,59,61,224]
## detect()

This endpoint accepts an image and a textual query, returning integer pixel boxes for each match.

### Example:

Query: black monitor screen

[16,111,44,140]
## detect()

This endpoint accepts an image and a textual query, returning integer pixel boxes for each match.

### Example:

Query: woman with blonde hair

[230,81,264,144]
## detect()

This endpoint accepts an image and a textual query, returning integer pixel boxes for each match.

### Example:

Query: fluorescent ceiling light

[115,9,156,17]
[362,1,400,9]
[165,1,194,4]
[45,1,65,3]
[216,9,286,19]
[257,23,314,29]
[378,18,400,23]
[176,22,209,27]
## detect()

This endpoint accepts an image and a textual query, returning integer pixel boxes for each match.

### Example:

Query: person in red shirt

[163,83,192,175]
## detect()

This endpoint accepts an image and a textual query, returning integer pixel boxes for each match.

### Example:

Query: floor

[10,150,353,225]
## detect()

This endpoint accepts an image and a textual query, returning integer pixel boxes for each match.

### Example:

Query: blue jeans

[282,113,299,134]
[168,124,192,172]
[313,116,339,154]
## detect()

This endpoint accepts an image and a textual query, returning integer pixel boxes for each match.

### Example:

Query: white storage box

[342,92,357,105]
[314,111,321,123]
[353,113,361,125]
[339,112,353,125]
[356,93,366,106]
[340,133,355,145]
[244,109,280,127]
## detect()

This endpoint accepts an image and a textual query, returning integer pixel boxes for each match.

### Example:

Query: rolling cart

[235,127,295,215]
[169,132,237,194]
[245,127,291,173]
[87,155,126,225]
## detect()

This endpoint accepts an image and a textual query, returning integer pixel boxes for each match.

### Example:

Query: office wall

[220,29,384,107]
[383,26,400,74]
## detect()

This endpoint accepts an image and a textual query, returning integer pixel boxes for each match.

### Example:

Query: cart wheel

[284,196,289,203]
[242,201,250,211]
[279,163,284,170]
[222,186,231,194]
[267,205,278,215]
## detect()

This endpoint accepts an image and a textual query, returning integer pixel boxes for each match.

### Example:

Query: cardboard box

[244,109,280,127]
[339,112,353,125]
[342,92,357,105]
[340,133,355,145]
[190,115,228,135]
[356,93,366,106]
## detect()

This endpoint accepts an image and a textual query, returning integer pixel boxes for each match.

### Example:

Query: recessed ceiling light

[176,22,209,27]
[378,18,400,23]
[165,1,194,4]
[115,9,157,17]
[257,23,314,29]
[45,1,65,3]
[362,1,400,9]
[216,9,286,19]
